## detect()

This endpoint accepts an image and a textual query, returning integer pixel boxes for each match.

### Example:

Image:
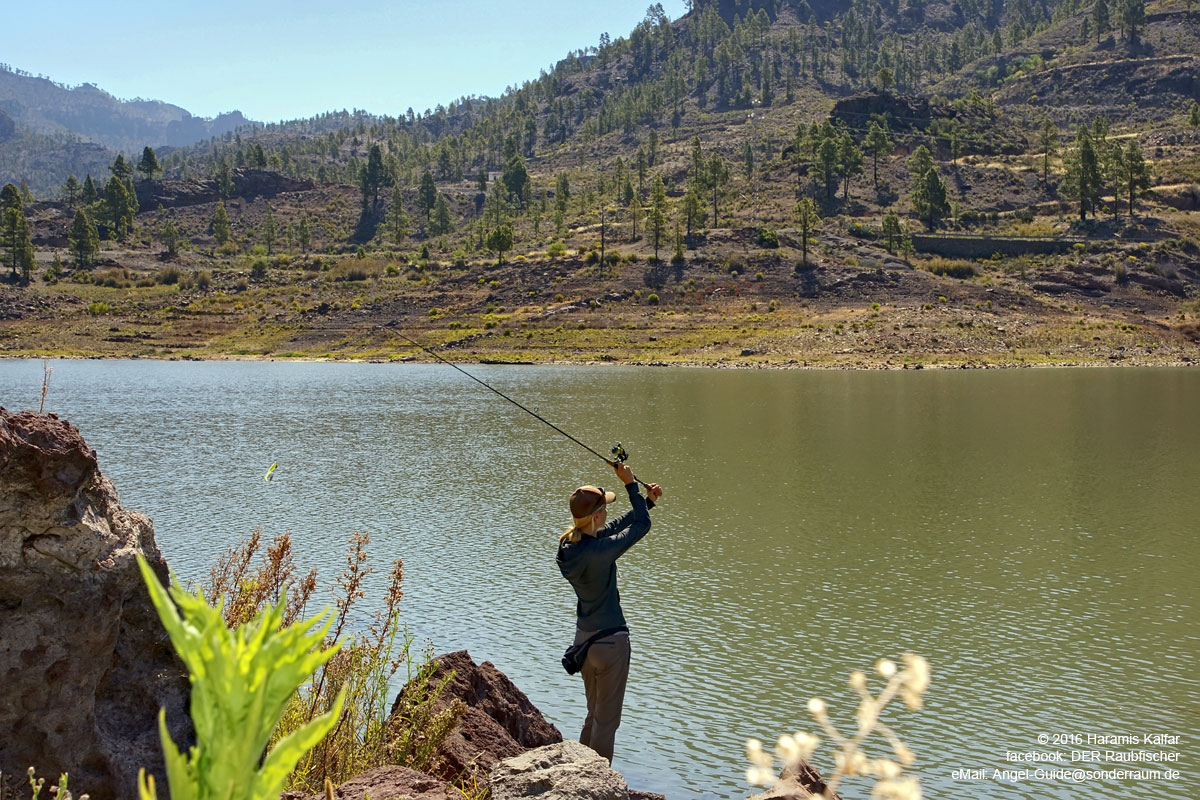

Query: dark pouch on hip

[562,626,628,675]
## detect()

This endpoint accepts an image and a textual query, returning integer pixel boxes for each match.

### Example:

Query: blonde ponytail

[559,525,583,544]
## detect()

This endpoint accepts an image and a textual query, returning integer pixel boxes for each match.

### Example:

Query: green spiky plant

[135,555,346,800]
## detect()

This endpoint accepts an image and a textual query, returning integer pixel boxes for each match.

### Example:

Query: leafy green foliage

[135,554,345,800]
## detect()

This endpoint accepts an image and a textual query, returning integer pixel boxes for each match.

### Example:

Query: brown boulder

[281,765,459,800]
[388,650,562,785]
[0,409,191,800]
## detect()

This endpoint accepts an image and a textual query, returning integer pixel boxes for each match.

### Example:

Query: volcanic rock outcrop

[388,650,563,786]
[0,409,191,800]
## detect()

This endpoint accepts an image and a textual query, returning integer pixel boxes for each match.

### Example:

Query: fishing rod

[379,321,653,490]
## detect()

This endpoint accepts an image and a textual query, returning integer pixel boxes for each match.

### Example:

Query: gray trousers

[577,631,631,763]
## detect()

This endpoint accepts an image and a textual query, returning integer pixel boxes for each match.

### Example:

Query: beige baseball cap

[570,485,616,523]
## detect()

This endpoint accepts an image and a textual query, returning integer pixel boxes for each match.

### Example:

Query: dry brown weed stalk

[203,529,467,795]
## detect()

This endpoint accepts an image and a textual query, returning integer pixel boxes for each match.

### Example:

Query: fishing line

[379,321,653,489]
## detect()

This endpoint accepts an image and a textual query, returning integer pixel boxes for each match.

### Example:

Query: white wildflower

[849,670,868,691]
[892,740,915,766]
[872,776,922,800]
[776,734,800,764]
[793,731,820,761]
[876,658,897,678]
[807,697,828,717]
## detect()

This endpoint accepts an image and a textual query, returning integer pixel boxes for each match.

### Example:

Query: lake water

[1,360,1197,800]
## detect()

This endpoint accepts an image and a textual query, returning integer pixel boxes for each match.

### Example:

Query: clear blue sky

[5,1,687,123]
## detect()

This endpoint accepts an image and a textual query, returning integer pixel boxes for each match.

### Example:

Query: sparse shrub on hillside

[250,257,269,281]
[756,228,780,248]
[196,270,212,290]
[546,241,567,258]
[923,257,976,279]
[330,258,384,282]
[156,266,181,285]
[92,267,130,288]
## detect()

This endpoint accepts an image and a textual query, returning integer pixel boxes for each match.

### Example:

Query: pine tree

[683,182,706,237]
[1115,139,1152,216]
[69,209,100,268]
[18,180,34,204]
[417,169,437,218]
[485,223,514,265]
[648,175,669,261]
[794,197,820,267]
[82,175,98,205]
[360,143,390,208]
[386,189,410,245]
[2,185,34,282]
[628,194,642,241]
[297,214,312,252]
[431,193,454,236]
[103,176,136,240]
[1061,127,1103,220]
[909,149,950,232]
[1191,101,1200,128]
[706,154,730,226]
[743,140,755,178]
[636,148,648,198]
[1039,118,1058,183]
[838,133,864,201]
[555,173,570,233]
[138,146,160,181]
[817,136,839,201]
[216,159,233,199]
[212,200,231,245]
[907,145,935,182]
[865,121,892,192]
[690,137,706,186]
[1121,0,1145,41]
[262,204,277,255]
[882,211,903,254]
[63,175,81,206]
[501,152,529,205]
[160,218,181,256]
[110,154,132,181]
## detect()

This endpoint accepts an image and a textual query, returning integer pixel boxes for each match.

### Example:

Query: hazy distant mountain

[0,66,257,152]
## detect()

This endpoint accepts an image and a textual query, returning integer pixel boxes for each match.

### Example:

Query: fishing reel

[610,443,629,464]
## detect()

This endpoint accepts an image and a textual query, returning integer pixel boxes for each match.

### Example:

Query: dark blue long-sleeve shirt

[556,482,651,632]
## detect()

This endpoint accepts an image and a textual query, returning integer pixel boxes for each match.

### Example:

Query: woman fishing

[556,459,663,764]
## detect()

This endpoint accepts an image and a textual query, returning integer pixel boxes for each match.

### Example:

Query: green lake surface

[1,360,1197,799]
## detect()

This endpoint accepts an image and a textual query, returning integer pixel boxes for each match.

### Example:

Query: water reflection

[1,361,1196,800]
